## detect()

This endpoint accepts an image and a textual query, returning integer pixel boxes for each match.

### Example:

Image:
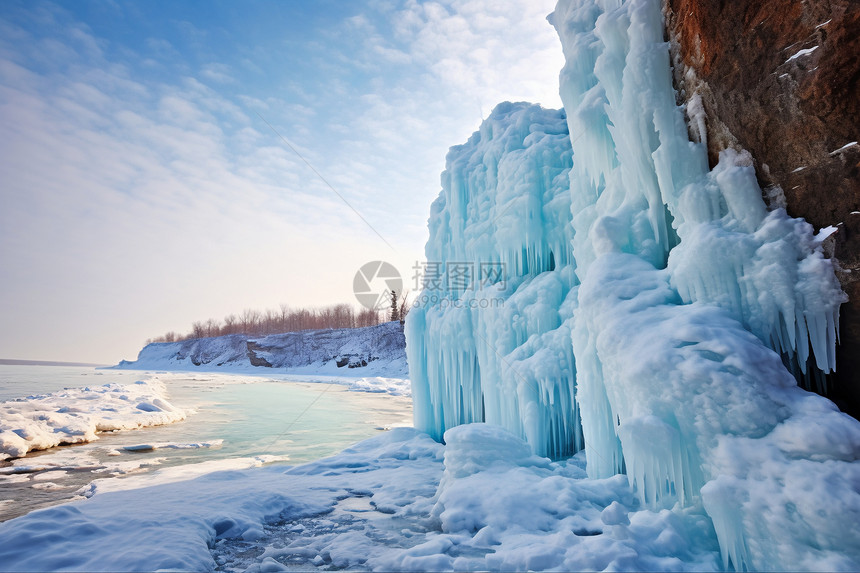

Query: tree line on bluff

[146,293,410,345]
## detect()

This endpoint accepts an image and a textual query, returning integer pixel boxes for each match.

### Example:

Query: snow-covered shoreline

[115,369,412,398]
[0,379,186,460]
[0,424,726,572]
[0,369,413,524]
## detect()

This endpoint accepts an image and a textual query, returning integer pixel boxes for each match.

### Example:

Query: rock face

[664,0,860,416]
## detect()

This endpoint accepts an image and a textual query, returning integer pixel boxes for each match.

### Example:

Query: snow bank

[0,425,725,572]
[0,380,185,460]
[429,424,720,571]
[116,321,408,378]
[217,373,411,397]
[343,375,411,396]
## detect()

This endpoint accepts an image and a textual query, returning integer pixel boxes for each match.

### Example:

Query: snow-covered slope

[115,322,407,378]
[406,0,860,570]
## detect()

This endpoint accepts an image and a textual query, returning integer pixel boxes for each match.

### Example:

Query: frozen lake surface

[0,365,411,521]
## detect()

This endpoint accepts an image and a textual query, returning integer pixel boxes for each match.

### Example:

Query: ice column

[406,102,583,458]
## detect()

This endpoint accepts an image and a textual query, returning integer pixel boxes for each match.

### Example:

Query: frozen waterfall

[405,0,860,570]
[406,102,582,460]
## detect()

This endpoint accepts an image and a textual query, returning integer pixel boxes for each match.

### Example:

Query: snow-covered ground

[0,424,726,572]
[115,321,408,379]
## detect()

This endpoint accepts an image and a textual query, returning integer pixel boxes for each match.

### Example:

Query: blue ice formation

[406,0,860,570]
[406,102,582,460]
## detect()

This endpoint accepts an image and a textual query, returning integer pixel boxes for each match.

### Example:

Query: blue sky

[0,0,563,363]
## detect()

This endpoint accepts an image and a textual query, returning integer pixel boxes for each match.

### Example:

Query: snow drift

[406,0,860,570]
[116,322,407,378]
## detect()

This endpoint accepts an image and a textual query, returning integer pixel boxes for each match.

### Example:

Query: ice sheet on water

[78,454,290,498]
[0,379,186,459]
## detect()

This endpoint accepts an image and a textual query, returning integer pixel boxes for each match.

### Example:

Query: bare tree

[205,318,218,337]
[262,308,278,335]
[191,321,206,339]
[223,314,238,335]
[279,303,290,333]
[239,308,258,334]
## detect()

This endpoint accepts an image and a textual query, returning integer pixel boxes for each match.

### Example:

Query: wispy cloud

[200,62,235,84]
[0,15,386,360]
[0,0,563,362]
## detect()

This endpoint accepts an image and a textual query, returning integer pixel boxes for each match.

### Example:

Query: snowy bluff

[116,322,407,376]
[406,0,860,570]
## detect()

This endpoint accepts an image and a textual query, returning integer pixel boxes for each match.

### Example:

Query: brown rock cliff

[663,0,860,416]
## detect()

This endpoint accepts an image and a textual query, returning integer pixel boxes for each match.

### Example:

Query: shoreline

[0,369,412,524]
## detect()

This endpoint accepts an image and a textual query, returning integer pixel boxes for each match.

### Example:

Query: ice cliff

[116,322,407,377]
[405,0,860,570]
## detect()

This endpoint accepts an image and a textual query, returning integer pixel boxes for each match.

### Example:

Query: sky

[0,0,564,364]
